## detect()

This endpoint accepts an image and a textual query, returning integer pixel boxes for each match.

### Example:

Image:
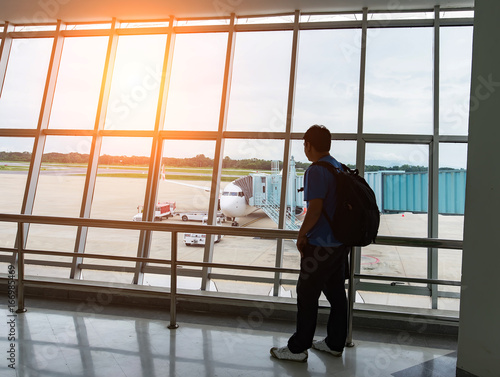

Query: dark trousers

[287,243,349,353]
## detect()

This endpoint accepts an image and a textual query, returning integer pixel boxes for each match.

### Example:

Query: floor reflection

[0,304,457,377]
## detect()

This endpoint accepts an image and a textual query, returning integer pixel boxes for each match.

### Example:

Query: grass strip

[74,173,236,181]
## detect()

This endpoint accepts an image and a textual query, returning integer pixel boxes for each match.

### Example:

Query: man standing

[270,125,350,362]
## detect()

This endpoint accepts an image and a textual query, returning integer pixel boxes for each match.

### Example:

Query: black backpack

[312,161,380,247]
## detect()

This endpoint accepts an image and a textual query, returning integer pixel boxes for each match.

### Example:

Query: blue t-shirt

[304,155,343,247]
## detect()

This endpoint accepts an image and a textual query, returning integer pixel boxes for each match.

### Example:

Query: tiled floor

[0,298,458,377]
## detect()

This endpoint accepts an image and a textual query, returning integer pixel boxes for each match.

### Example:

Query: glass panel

[293,30,361,133]
[164,33,227,131]
[439,143,467,240]
[236,16,294,24]
[440,11,474,19]
[0,138,34,249]
[227,31,292,132]
[289,139,356,229]
[357,289,431,310]
[25,224,75,278]
[145,233,203,289]
[358,244,430,310]
[105,35,166,130]
[368,12,434,21]
[282,235,302,297]
[13,25,57,31]
[438,248,462,311]
[91,137,152,220]
[155,140,216,217]
[148,139,217,286]
[364,28,433,134]
[85,137,152,283]
[119,21,169,29]
[176,19,229,26]
[360,244,428,279]
[49,37,108,129]
[82,227,139,284]
[0,38,53,129]
[300,14,361,22]
[221,139,284,228]
[66,23,112,30]
[290,139,356,168]
[211,235,276,296]
[282,139,357,296]
[440,26,473,136]
[32,136,91,217]
[26,136,91,278]
[365,143,429,238]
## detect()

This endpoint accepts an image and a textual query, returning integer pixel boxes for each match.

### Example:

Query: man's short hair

[303,125,331,152]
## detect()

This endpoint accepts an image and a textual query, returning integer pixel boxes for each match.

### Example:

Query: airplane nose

[220,197,244,218]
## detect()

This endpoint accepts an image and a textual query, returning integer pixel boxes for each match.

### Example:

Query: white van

[180,211,226,222]
[183,217,223,246]
[180,212,207,222]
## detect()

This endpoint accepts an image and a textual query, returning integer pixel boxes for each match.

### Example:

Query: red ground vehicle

[133,201,176,221]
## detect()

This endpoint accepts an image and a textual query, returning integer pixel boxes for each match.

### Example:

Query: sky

[0,24,473,168]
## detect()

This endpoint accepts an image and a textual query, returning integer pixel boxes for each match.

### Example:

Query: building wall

[457,0,500,375]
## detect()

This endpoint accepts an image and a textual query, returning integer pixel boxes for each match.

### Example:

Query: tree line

[0,151,461,172]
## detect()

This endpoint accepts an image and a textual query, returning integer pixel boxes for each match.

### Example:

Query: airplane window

[222,192,230,196]
[231,192,238,196]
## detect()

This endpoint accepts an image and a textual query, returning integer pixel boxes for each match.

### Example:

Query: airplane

[163,157,306,227]
[219,181,254,221]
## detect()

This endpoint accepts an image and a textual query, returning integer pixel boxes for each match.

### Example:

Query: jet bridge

[233,157,304,230]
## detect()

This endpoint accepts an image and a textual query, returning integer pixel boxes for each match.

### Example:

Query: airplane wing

[167,180,211,192]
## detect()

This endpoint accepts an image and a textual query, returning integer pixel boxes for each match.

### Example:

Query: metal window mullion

[70,19,120,279]
[9,31,56,39]
[201,14,236,291]
[356,7,368,176]
[428,6,440,309]
[117,27,172,36]
[439,135,468,143]
[347,7,368,347]
[299,20,363,31]
[273,10,300,297]
[355,7,368,269]
[362,134,433,144]
[18,20,65,250]
[61,29,113,38]
[133,16,177,285]
[0,129,37,137]
[0,22,13,97]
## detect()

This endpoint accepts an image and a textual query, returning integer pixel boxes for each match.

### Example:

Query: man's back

[304,155,343,247]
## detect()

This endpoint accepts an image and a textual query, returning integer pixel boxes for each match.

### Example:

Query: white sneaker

[270,346,308,362]
[311,339,343,357]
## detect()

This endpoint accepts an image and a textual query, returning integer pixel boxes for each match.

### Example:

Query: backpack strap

[310,160,342,234]
[309,161,353,265]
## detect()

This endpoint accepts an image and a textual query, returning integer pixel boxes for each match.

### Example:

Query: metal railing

[0,213,463,343]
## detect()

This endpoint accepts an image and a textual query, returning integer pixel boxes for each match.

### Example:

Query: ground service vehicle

[183,217,223,246]
[180,211,225,222]
[133,202,176,221]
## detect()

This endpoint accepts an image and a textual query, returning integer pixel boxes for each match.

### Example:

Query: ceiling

[0,0,474,24]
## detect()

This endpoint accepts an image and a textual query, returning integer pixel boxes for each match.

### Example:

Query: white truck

[183,217,223,246]
[133,202,176,221]
[180,211,225,222]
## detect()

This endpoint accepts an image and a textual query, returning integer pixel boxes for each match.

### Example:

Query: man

[270,125,350,362]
